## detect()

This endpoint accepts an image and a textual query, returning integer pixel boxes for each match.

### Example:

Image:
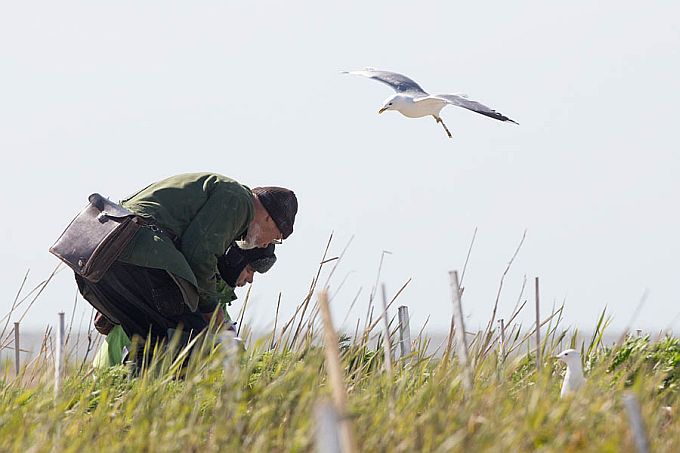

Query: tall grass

[2,298,679,451]
[1,241,678,451]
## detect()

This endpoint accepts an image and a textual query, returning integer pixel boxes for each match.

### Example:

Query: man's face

[237,216,282,250]
[234,265,256,287]
[261,215,283,246]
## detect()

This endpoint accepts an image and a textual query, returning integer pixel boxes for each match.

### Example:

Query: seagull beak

[378,107,387,114]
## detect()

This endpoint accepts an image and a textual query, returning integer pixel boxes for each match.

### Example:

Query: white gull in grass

[556,349,586,398]
[343,68,518,139]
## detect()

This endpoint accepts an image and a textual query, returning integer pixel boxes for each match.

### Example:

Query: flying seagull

[343,69,518,138]
[555,349,585,398]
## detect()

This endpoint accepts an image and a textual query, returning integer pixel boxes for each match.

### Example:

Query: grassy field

[1,297,679,452]
[1,243,678,452]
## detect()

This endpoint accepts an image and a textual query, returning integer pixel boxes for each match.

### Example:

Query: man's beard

[235,238,257,250]
[236,225,261,250]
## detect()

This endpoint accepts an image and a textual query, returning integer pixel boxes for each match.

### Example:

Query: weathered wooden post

[314,400,343,453]
[318,291,357,453]
[55,312,65,397]
[449,271,472,392]
[498,318,506,362]
[496,318,507,381]
[623,392,650,453]
[535,277,541,372]
[14,322,20,376]
[380,284,393,376]
[398,305,411,358]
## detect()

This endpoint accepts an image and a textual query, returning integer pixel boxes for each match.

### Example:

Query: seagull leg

[433,116,453,138]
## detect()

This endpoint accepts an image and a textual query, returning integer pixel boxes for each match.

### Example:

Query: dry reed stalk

[459,227,478,287]
[478,231,527,357]
[236,285,252,337]
[443,229,478,361]
[450,271,472,392]
[362,302,374,340]
[275,301,303,349]
[616,290,650,345]
[290,234,334,347]
[414,315,431,361]
[509,275,528,319]
[444,318,455,362]
[270,293,282,349]
[380,284,393,376]
[66,293,87,365]
[505,305,563,357]
[322,233,354,290]
[542,301,567,358]
[17,264,62,325]
[352,318,360,342]
[506,298,528,330]
[416,315,430,345]
[301,304,321,345]
[339,287,363,331]
[14,322,20,376]
[361,278,411,342]
[78,307,97,375]
[26,325,51,387]
[0,270,29,346]
[535,277,541,371]
[357,249,392,346]
[368,251,391,305]
[318,291,357,453]
[329,270,353,306]
[64,289,79,350]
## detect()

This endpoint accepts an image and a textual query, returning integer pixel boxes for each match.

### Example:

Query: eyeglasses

[269,226,283,246]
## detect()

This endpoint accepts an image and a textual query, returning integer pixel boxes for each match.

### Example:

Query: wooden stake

[623,392,650,453]
[314,400,343,453]
[398,305,411,358]
[380,284,393,376]
[14,322,20,376]
[449,271,472,392]
[55,312,65,397]
[318,291,357,453]
[498,318,506,362]
[535,277,541,371]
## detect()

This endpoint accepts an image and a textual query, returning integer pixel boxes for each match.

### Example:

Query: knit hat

[252,186,298,239]
[217,243,277,287]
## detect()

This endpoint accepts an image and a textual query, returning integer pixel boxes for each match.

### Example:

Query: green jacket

[216,280,238,320]
[117,173,254,313]
[92,325,131,369]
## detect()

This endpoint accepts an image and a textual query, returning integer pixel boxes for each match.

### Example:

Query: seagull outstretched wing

[343,69,429,96]
[433,94,519,124]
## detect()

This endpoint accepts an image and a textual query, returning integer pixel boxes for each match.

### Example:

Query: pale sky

[1,1,679,336]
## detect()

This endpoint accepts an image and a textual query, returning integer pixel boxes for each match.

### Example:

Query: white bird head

[555,348,585,398]
[555,349,582,367]
[378,94,410,114]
